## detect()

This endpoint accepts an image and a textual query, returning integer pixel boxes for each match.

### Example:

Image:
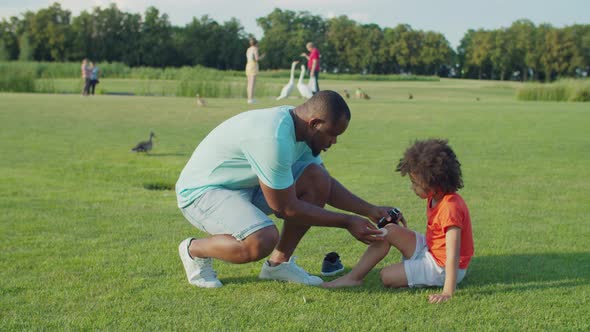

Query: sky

[1,0,588,49]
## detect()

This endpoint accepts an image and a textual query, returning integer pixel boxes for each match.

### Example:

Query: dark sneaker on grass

[321,252,344,276]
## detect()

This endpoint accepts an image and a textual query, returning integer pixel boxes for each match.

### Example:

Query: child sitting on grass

[322,139,474,303]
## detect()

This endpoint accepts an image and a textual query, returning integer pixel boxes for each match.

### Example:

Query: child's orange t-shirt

[426,192,474,269]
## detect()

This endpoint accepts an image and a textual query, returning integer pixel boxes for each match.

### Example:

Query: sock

[187,238,195,259]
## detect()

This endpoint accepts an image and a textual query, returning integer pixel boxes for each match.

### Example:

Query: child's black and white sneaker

[321,252,345,276]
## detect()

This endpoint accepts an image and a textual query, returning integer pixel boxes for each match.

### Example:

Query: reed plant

[0,66,35,92]
[517,79,590,102]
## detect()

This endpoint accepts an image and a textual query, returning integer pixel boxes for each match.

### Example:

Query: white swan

[297,64,313,99]
[276,61,299,100]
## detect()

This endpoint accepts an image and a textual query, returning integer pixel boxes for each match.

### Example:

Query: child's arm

[429,226,461,304]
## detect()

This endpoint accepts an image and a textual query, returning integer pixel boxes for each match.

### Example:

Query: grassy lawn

[1,79,589,330]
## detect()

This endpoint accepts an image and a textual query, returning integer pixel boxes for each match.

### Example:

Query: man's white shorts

[180,161,316,241]
[403,231,467,288]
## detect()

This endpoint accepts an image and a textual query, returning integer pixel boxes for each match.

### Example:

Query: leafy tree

[466,29,493,79]
[0,18,19,60]
[420,31,452,75]
[18,33,33,61]
[490,29,513,80]
[359,23,386,74]
[508,19,536,81]
[22,2,71,61]
[0,39,8,60]
[529,24,553,81]
[457,29,475,78]
[542,27,579,80]
[257,8,325,70]
[387,24,422,74]
[563,25,589,76]
[140,7,174,67]
[69,10,93,60]
[325,16,363,72]
[217,18,248,70]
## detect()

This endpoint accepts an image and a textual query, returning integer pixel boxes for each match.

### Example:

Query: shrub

[0,65,35,92]
[517,79,590,102]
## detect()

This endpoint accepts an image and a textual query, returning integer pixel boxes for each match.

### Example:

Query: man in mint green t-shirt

[176,90,396,288]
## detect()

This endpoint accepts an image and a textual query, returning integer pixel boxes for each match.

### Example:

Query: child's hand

[428,293,452,304]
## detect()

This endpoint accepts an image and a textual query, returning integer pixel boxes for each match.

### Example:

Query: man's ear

[309,118,323,130]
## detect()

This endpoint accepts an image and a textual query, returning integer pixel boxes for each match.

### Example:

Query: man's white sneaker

[259,256,323,286]
[178,238,222,288]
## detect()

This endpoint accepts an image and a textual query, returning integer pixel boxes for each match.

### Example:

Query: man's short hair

[305,90,350,124]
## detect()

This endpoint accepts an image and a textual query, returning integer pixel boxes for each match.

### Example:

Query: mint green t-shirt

[176,106,321,208]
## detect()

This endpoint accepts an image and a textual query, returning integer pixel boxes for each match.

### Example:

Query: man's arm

[429,226,461,304]
[258,180,383,244]
[327,176,395,224]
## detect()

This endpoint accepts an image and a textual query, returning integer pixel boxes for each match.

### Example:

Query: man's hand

[346,216,384,244]
[428,293,452,304]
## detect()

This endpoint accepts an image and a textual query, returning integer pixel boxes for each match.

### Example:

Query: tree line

[1,3,588,81]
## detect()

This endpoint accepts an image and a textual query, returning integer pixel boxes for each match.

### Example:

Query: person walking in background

[81,58,91,96]
[245,37,264,104]
[301,42,320,94]
[89,62,100,95]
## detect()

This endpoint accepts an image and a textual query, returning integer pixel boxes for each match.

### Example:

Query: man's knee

[296,163,331,206]
[240,226,279,263]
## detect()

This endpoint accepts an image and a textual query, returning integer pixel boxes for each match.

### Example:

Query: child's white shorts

[403,231,467,288]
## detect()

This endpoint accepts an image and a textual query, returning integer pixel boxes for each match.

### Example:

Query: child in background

[322,139,474,304]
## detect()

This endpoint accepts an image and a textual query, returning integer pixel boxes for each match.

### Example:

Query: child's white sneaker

[259,256,323,286]
[178,238,222,288]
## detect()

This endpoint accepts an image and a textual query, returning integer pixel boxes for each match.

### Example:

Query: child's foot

[321,274,362,288]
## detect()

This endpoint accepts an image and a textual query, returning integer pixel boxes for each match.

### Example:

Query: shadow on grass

[197,253,589,294]
[462,252,589,292]
[145,152,189,157]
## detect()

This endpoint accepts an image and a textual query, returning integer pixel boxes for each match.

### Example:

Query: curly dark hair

[396,139,463,193]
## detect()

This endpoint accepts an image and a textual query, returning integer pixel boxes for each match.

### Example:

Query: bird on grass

[355,88,370,100]
[276,61,299,100]
[355,88,362,99]
[297,64,313,99]
[408,93,413,100]
[131,132,155,153]
[196,94,207,107]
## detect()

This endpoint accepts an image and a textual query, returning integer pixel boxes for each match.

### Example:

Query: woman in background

[245,38,264,104]
[81,58,91,96]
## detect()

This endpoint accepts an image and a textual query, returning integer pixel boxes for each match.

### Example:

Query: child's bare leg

[377,224,416,288]
[322,240,391,288]
[380,263,408,288]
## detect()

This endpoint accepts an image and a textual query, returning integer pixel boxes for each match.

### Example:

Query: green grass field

[1,79,589,331]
